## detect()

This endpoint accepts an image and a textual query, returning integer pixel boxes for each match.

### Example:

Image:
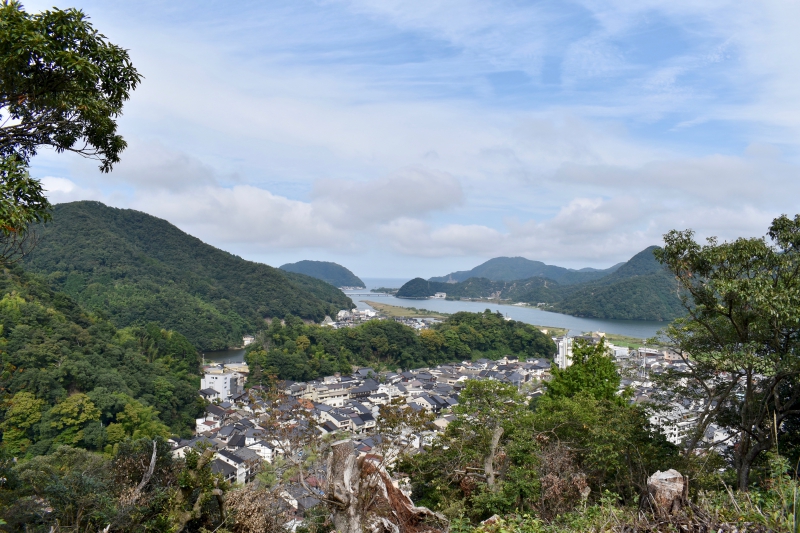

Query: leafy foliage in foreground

[23,201,354,350]
[0,1,141,172]
[402,379,676,523]
[0,266,204,456]
[245,310,556,383]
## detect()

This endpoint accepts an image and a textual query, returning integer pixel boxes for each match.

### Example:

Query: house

[199,388,220,401]
[216,449,260,484]
[172,436,217,458]
[248,440,279,462]
[211,459,237,484]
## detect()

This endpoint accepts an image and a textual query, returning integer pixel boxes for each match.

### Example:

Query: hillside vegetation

[23,202,353,350]
[280,259,365,288]
[0,265,203,456]
[429,256,622,285]
[245,310,556,383]
[398,246,684,321]
[548,246,684,321]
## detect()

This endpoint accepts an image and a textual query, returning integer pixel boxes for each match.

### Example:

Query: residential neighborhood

[177,326,723,520]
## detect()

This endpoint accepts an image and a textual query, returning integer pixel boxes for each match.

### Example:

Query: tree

[115,400,171,440]
[8,446,116,531]
[0,391,44,455]
[0,1,140,261]
[545,338,625,404]
[47,392,101,445]
[0,1,141,172]
[403,380,532,521]
[656,214,800,490]
[0,155,49,261]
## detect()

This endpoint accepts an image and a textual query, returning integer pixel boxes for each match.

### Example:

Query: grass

[534,326,568,337]
[363,301,449,319]
[584,332,648,349]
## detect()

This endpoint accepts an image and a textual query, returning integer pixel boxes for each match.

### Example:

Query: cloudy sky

[23,0,800,277]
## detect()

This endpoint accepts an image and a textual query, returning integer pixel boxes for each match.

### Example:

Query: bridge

[345,293,393,297]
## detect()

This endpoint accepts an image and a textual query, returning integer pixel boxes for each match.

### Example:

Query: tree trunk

[326,439,447,533]
[483,426,503,492]
[645,469,687,518]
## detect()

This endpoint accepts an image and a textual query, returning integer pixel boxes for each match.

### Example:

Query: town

[179,312,722,519]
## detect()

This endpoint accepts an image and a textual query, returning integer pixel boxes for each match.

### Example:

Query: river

[202,277,668,364]
[345,278,668,339]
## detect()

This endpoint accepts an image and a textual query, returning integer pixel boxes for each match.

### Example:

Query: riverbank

[351,284,666,339]
[364,301,449,318]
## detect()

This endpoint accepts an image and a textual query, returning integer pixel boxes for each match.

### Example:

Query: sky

[21,0,800,277]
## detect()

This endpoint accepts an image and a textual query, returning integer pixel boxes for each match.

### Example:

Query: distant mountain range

[429,256,624,285]
[24,201,353,350]
[280,260,364,288]
[398,246,684,321]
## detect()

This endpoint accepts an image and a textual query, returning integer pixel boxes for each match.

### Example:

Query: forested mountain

[23,202,353,350]
[246,310,556,382]
[396,276,559,303]
[429,256,622,285]
[0,266,203,456]
[548,246,684,321]
[280,260,365,288]
[398,246,684,321]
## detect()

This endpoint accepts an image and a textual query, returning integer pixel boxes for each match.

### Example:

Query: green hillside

[23,201,353,350]
[0,266,203,455]
[398,247,685,321]
[549,246,684,321]
[246,310,556,382]
[429,256,621,285]
[280,259,365,288]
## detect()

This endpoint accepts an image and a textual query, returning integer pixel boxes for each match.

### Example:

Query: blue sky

[23,0,800,277]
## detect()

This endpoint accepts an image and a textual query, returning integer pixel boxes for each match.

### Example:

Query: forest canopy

[245,310,556,384]
[23,201,353,350]
[0,265,204,457]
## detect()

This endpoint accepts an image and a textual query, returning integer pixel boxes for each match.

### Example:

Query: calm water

[347,278,667,339]
[202,348,246,364]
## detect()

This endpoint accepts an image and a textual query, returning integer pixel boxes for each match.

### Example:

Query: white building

[608,344,630,359]
[650,404,699,445]
[554,336,573,369]
[432,292,446,299]
[201,371,242,400]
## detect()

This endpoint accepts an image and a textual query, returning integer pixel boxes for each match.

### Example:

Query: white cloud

[312,167,463,228]
[40,177,104,204]
[19,0,800,274]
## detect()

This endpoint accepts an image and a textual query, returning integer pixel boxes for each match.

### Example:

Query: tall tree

[0,1,141,171]
[545,338,624,403]
[656,214,800,490]
[0,0,140,258]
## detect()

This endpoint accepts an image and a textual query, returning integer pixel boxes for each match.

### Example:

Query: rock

[480,515,501,526]
[646,469,687,518]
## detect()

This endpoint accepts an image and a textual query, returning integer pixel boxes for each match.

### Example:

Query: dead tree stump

[645,469,688,518]
[326,440,448,533]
